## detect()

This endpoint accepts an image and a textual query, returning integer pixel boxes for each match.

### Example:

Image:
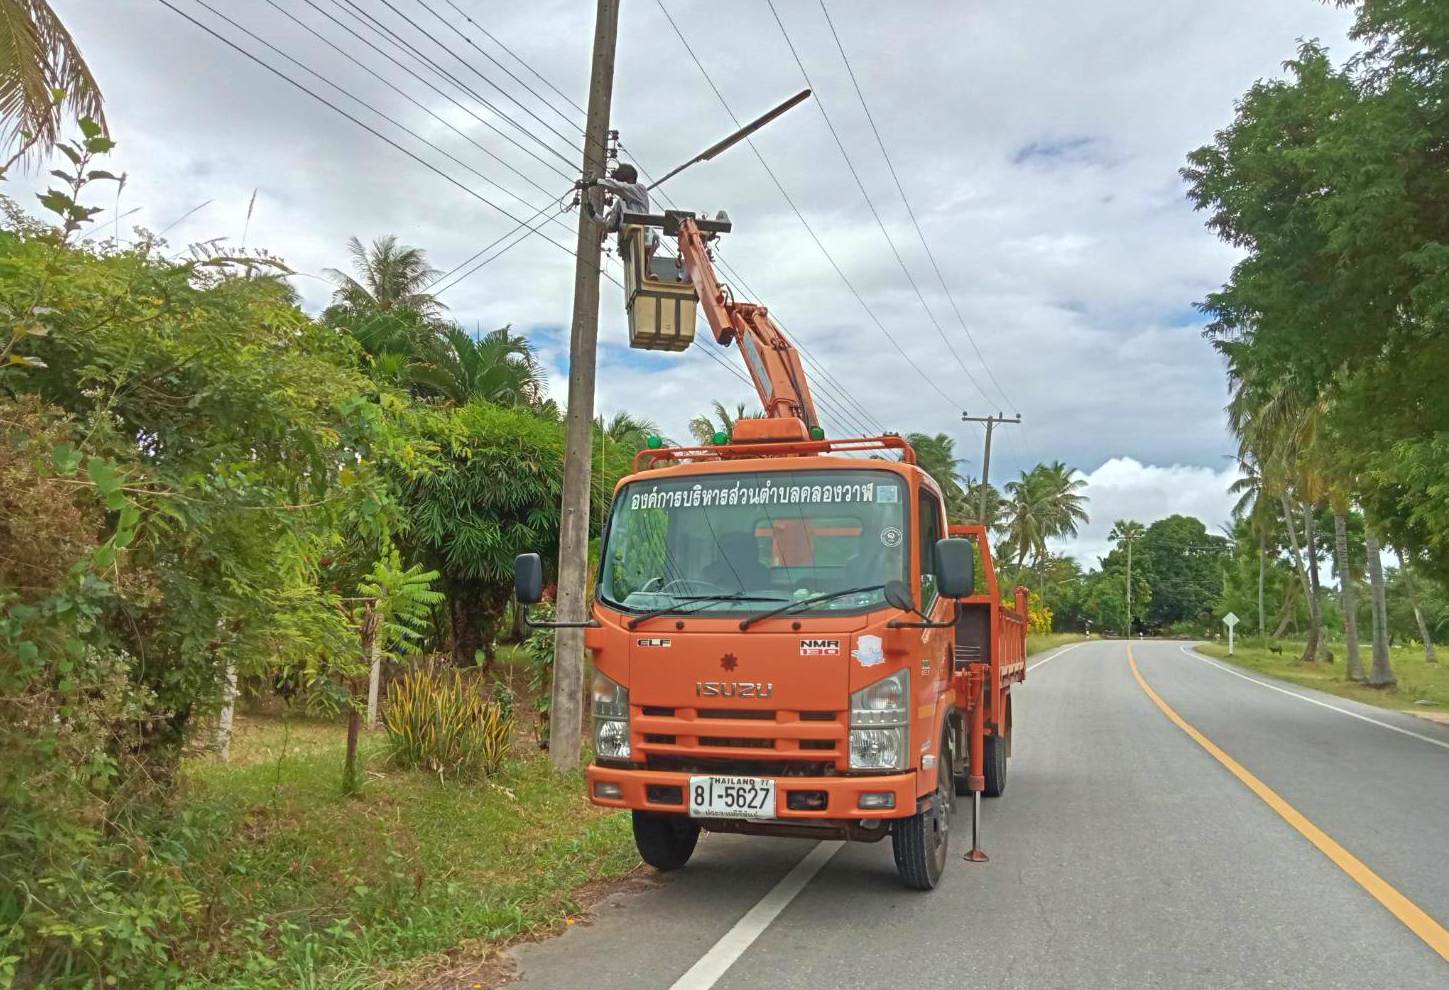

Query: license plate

[688,775,776,818]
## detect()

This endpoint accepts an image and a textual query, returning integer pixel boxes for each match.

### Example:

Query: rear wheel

[892,736,952,890]
[982,726,1008,797]
[632,811,700,871]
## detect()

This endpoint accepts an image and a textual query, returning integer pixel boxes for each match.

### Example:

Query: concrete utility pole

[551,0,620,771]
[961,412,1020,524]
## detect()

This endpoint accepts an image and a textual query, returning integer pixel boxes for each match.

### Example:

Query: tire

[982,727,1008,798]
[632,811,700,871]
[892,735,952,890]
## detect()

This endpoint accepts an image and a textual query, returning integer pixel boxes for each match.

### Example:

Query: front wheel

[632,811,700,871]
[892,737,952,890]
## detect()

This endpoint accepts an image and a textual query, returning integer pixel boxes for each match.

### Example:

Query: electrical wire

[157,0,613,286]
[764,0,992,408]
[284,0,571,201]
[652,0,965,415]
[442,0,586,118]
[414,0,585,138]
[382,0,587,158]
[330,0,577,174]
[619,147,891,443]
[817,0,1016,412]
[211,0,575,253]
[306,0,572,182]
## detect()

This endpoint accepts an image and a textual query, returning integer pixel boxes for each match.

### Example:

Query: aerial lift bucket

[621,225,698,352]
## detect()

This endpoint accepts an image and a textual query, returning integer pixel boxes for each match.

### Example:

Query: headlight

[592,671,630,759]
[849,669,908,770]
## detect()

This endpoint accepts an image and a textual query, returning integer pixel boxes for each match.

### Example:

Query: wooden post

[552,0,620,771]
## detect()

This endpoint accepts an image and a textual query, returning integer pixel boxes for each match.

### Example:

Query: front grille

[800,739,835,751]
[698,708,775,720]
[646,755,836,776]
[699,736,773,749]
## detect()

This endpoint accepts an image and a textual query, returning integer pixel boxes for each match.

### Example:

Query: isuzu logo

[695,681,775,699]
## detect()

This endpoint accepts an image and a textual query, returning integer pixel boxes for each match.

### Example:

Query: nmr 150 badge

[799,638,841,656]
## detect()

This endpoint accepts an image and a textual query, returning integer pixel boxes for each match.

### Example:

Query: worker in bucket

[583,163,659,264]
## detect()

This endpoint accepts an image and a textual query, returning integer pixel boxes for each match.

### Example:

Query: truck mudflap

[586,764,917,823]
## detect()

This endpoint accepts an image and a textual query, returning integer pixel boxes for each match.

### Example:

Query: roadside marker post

[1223,611,1239,656]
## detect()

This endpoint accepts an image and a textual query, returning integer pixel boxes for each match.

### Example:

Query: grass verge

[172,714,638,990]
[1026,632,1092,655]
[1194,640,1449,714]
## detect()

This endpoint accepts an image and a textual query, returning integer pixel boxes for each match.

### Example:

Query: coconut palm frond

[0,0,105,161]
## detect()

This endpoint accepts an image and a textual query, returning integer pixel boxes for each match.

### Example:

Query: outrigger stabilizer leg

[964,664,989,863]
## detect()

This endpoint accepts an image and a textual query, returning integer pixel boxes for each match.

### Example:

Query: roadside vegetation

[1195,640,1449,715]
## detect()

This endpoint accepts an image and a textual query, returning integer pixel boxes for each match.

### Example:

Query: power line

[331,0,578,174]
[220,0,576,255]
[651,0,965,415]
[286,0,571,199]
[416,0,585,138]
[158,0,609,284]
[816,0,1015,412]
[384,0,588,158]
[764,0,993,408]
[305,0,572,182]
[442,0,586,118]
[619,146,890,442]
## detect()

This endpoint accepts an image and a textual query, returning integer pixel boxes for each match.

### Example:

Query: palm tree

[1000,462,1089,581]
[597,410,665,451]
[1395,548,1437,666]
[325,235,442,316]
[1109,520,1146,636]
[906,432,968,517]
[418,325,545,406]
[1230,453,1274,644]
[962,477,1004,529]
[688,401,760,444]
[1365,530,1396,688]
[1223,353,1329,663]
[0,0,105,168]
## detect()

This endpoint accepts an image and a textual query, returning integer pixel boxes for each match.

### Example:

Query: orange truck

[514,210,1028,889]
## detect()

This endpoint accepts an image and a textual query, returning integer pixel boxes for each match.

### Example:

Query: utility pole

[961,412,1020,524]
[552,0,620,771]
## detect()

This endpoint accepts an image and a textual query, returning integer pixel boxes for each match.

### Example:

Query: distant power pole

[552,0,620,772]
[961,412,1020,523]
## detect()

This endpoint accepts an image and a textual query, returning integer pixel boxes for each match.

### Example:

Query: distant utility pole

[552,0,620,772]
[961,412,1021,524]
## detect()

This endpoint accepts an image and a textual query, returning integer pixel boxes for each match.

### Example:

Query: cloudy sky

[42,0,1357,564]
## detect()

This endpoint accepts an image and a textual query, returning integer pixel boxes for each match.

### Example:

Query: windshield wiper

[625,593,787,630]
[737,585,884,631]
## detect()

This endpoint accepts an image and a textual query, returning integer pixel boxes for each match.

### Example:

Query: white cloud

[1056,457,1240,566]
[32,0,1353,558]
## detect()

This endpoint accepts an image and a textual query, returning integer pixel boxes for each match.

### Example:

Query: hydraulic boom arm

[674,218,820,430]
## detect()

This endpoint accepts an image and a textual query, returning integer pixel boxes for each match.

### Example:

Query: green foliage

[382,666,514,781]
[357,551,443,660]
[998,461,1089,576]
[1182,9,1449,578]
[906,431,969,518]
[522,602,557,747]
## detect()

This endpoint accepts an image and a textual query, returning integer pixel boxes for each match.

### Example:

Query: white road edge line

[669,840,845,990]
[1028,639,1091,672]
[668,639,1086,990]
[1178,646,1449,752]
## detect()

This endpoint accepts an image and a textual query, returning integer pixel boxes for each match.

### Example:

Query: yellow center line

[1127,644,1449,963]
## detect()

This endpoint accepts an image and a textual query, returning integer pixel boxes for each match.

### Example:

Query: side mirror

[934,538,975,599]
[514,553,544,604]
[883,578,916,614]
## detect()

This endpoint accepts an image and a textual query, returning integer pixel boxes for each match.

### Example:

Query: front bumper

[586,764,919,820]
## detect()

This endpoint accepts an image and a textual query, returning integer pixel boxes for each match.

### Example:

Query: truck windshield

[599,469,908,617]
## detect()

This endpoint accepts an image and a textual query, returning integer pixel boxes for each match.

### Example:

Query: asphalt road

[510,639,1449,989]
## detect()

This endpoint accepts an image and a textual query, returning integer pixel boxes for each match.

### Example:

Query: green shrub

[382,666,513,780]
